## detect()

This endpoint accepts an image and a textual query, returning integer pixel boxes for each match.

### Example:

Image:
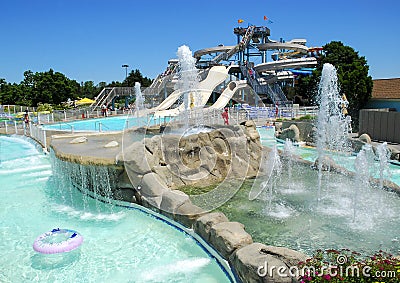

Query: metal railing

[239,64,292,107]
[0,103,318,151]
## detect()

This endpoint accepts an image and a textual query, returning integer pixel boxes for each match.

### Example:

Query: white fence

[1,105,318,149]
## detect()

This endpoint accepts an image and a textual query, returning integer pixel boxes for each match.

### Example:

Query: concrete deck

[50,132,125,166]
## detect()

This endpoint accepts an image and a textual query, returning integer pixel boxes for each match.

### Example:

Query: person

[222,108,229,125]
[101,104,107,117]
[248,68,253,80]
[24,109,29,124]
[251,68,256,79]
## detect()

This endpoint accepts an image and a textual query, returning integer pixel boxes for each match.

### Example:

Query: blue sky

[1,0,399,84]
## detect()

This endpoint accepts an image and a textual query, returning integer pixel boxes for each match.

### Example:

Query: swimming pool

[0,135,233,282]
[43,115,171,132]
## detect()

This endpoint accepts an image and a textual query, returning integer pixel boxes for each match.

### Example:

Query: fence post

[99,123,102,132]
[29,122,32,136]
[43,129,47,149]
[5,121,8,133]
[14,121,18,134]
[23,121,26,135]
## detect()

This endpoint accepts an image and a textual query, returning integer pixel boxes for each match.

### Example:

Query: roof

[372,78,400,99]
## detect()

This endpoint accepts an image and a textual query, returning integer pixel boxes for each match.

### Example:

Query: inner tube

[33,228,83,254]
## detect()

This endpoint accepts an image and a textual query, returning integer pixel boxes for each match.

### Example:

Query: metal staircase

[89,87,113,111]
[239,64,291,106]
[212,25,256,64]
[89,87,135,112]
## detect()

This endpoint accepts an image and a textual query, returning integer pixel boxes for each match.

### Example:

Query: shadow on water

[31,249,81,270]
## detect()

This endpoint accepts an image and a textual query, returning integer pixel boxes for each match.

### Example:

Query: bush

[36,103,53,112]
[298,249,400,282]
[298,114,315,121]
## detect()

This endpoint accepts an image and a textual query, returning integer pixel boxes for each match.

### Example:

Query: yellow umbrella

[75,97,95,105]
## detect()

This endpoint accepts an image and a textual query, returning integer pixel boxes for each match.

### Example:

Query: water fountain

[134,82,145,116]
[221,63,400,255]
[315,63,352,202]
[283,139,295,186]
[175,45,200,129]
[376,142,391,189]
[353,147,370,222]
[249,145,282,201]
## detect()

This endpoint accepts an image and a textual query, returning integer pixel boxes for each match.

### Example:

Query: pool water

[218,172,400,256]
[43,115,171,132]
[257,126,400,186]
[216,127,400,255]
[0,136,232,282]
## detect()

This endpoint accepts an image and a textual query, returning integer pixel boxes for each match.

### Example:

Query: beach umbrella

[75,97,95,105]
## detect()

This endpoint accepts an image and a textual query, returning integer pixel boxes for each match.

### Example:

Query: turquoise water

[43,115,171,132]
[0,136,232,282]
[214,127,400,255]
[257,126,400,186]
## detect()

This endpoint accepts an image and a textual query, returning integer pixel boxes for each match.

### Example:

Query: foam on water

[52,204,126,221]
[0,136,232,282]
[140,258,211,282]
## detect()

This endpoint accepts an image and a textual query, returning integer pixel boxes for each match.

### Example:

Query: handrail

[239,63,292,106]
[94,121,111,132]
[57,122,75,133]
[212,25,255,64]
[90,87,113,111]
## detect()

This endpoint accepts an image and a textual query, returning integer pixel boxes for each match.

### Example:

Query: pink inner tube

[33,228,83,254]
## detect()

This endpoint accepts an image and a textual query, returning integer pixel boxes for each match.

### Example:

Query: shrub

[36,103,53,112]
[298,114,315,121]
[298,249,400,282]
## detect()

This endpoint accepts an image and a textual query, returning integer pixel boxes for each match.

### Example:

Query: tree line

[0,69,152,108]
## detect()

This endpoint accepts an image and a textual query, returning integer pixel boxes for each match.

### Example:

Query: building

[359,78,400,144]
[366,78,400,111]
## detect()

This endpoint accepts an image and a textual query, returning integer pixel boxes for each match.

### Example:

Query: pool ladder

[94,121,110,132]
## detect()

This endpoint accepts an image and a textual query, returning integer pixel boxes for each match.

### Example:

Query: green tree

[0,68,154,106]
[296,41,372,128]
[80,81,98,99]
[293,74,320,105]
[26,69,78,106]
[0,82,27,105]
[123,69,152,87]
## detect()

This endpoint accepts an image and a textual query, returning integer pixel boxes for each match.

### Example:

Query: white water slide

[254,57,317,72]
[154,66,228,117]
[209,80,247,110]
[194,40,310,60]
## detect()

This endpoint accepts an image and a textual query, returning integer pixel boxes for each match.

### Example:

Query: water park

[1,24,400,282]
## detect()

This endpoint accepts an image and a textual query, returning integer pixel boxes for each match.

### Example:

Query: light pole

[122,64,129,84]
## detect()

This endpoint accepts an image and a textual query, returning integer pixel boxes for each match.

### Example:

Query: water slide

[257,41,309,54]
[209,80,247,110]
[194,46,233,59]
[153,66,228,112]
[254,57,317,72]
[154,65,229,117]
[194,39,309,60]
